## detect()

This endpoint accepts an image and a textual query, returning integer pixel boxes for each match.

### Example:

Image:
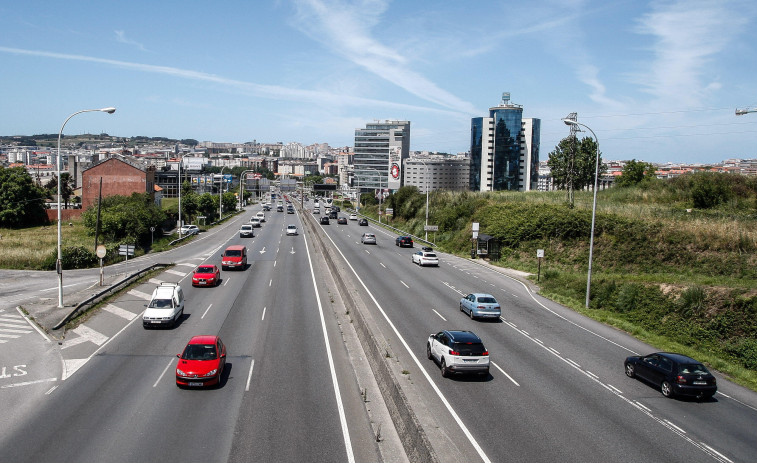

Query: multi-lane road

[1,196,757,462]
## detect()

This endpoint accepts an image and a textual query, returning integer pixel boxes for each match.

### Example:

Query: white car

[179,224,199,235]
[143,283,185,328]
[412,251,439,266]
[286,224,298,236]
[239,224,254,238]
[349,213,358,221]
[250,217,261,228]
[360,233,377,244]
[427,330,489,377]
[256,211,266,222]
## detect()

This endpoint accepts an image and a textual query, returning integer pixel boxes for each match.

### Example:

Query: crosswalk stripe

[0,327,33,334]
[148,278,163,285]
[0,333,22,338]
[176,263,196,267]
[128,289,152,300]
[0,322,32,329]
[166,269,187,276]
[103,304,137,320]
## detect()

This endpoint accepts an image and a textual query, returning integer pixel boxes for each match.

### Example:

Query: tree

[616,159,656,187]
[0,166,50,227]
[82,193,166,245]
[548,136,605,206]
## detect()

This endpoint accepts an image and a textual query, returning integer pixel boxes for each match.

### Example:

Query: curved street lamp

[57,107,116,308]
[561,118,599,309]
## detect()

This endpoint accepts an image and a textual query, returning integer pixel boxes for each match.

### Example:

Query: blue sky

[2,0,756,164]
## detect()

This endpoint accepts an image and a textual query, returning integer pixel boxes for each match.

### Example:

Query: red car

[176,335,227,388]
[191,264,221,287]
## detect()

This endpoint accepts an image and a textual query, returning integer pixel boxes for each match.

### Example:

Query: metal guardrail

[53,263,170,330]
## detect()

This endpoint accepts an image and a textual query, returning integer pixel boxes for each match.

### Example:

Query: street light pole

[219,166,227,220]
[177,153,191,238]
[417,160,430,241]
[56,107,116,308]
[562,118,600,309]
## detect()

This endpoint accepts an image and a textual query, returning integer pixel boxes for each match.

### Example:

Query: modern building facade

[470,93,540,192]
[403,156,470,193]
[353,120,410,192]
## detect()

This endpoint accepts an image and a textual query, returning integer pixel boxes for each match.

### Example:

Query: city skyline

[2,1,757,164]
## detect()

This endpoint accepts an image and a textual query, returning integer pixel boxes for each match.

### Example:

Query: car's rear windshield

[182,344,217,360]
[453,342,487,355]
[477,297,497,304]
[224,250,242,257]
[425,253,437,258]
[149,298,173,308]
[680,363,710,375]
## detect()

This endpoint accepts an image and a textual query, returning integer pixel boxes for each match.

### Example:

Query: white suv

[143,283,185,328]
[427,330,489,377]
[180,224,199,236]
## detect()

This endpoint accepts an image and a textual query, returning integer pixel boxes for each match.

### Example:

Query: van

[143,282,185,328]
[221,245,247,270]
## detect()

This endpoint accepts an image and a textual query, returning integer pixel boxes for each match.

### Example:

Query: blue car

[460,293,501,320]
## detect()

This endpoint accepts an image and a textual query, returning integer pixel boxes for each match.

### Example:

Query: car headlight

[176,368,186,376]
[203,369,218,377]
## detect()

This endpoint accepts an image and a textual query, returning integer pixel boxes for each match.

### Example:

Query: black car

[320,216,330,225]
[329,210,338,219]
[337,216,348,224]
[358,218,369,226]
[624,352,717,399]
[395,236,414,247]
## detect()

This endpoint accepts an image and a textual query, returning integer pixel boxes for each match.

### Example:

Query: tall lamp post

[417,160,431,242]
[177,153,192,238]
[218,166,227,220]
[56,107,116,308]
[561,118,599,309]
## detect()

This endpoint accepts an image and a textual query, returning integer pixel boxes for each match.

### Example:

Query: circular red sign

[391,163,400,179]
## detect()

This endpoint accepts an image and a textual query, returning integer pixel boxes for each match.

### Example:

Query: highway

[313,202,757,463]
[0,203,381,462]
[2,195,757,463]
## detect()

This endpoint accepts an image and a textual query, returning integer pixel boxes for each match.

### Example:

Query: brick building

[81,157,155,209]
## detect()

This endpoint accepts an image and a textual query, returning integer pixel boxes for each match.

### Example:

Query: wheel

[625,363,635,378]
[459,303,464,312]
[426,343,433,359]
[661,380,674,398]
[441,358,450,378]
[469,309,475,320]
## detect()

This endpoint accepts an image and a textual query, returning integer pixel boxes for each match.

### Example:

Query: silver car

[460,293,501,320]
[361,233,377,244]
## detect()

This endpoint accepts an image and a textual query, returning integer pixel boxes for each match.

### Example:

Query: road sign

[424,225,438,231]
[96,245,107,258]
[537,249,545,258]
[118,245,135,256]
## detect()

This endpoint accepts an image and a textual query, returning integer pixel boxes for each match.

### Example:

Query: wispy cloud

[291,0,478,114]
[114,30,148,52]
[0,46,462,117]
[632,0,748,106]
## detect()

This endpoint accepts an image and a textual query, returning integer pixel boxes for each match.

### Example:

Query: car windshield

[680,363,710,375]
[196,266,214,273]
[453,342,487,355]
[225,250,242,257]
[477,297,497,304]
[149,298,173,308]
[182,344,217,361]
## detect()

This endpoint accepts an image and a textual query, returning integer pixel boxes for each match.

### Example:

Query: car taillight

[482,351,489,356]
[449,350,460,356]
[676,375,687,384]
[477,305,486,309]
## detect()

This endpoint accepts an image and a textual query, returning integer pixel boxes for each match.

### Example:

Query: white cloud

[291,0,478,114]
[114,30,148,52]
[632,0,748,106]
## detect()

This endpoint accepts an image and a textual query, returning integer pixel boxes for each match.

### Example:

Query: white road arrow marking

[260,247,266,254]
[290,247,296,254]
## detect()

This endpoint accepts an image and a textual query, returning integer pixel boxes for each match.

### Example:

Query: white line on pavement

[491,361,520,386]
[432,309,447,321]
[201,304,213,319]
[245,359,255,392]
[154,359,174,387]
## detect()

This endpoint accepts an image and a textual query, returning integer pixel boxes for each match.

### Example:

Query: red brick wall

[45,208,83,222]
[81,159,155,209]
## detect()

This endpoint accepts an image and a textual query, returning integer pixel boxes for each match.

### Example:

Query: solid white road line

[1,377,57,389]
[400,280,409,288]
[303,225,355,463]
[432,309,447,321]
[154,359,174,387]
[262,307,266,320]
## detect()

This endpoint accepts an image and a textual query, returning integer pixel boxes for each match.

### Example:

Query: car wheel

[441,358,450,378]
[469,308,476,320]
[459,303,464,312]
[426,343,433,360]
[661,380,674,398]
[625,363,635,378]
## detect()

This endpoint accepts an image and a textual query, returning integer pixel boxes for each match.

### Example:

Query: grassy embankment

[358,177,757,391]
